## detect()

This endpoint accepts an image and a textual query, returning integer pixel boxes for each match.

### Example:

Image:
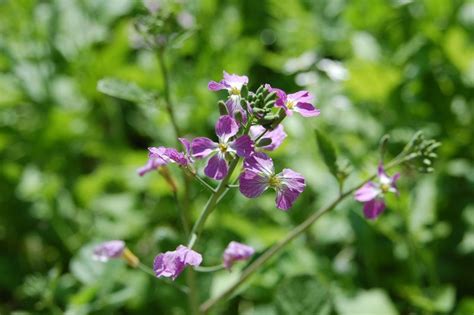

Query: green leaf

[275,275,331,315]
[97,78,154,103]
[314,129,338,177]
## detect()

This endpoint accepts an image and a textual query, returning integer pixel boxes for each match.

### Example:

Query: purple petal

[363,199,386,219]
[239,170,269,198]
[223,71,248,88]
[208,80,228,91]
[275,168,306,210]
[287,90,313,103]
[215,115,239,142]
[204,154,228,180]
[294,102,320,117]
[225,96,248,123]
[93,240,125,262]
[243,152,275,176]
[191,137,217,159]
[231,135,254,158]
[250,125,287,151]
[137,157,165,176]
[179,137,194,163]
[154,245,202,280]
[354,182,380,202]
[391,173,401,193]
[222,241,255,269]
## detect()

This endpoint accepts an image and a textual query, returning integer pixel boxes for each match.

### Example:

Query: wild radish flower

[250,124,287,151]
[191,115,254,180]
[154,245,202,280]
[266,84,320,117]
[223,241,255,269]
[354,164,400,219]
[93,240,125,262]
[239,153,305,210]
[137,140,192,176]
[208,71,249,122]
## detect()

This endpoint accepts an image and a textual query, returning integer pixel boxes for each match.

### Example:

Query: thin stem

[187,158,240,249]
[194,264,225,273]
[173,191,189,236]
[200,159,404,313]
[157,50,181,138]
[189,171,217,192]
[138,263,190,294]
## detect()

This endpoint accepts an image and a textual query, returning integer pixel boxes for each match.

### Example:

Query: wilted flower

[191,115,254,180]
[93,240,125,262]
[138,140,192,176]
[239,153,305,210]
[209,71,249,122]
[154,245,202,280]
[223,241,254,269]
[266,84,320,117]
[250,124,287,151]
[354,164,400,219]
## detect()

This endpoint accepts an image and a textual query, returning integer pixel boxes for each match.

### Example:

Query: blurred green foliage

[0,0,473,314]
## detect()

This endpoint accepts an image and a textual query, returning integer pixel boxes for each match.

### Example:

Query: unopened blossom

[208,71,249,122]
[154,245,202,280]
[250,124,287,151]
[354,164,400,219]
[93,240,125,262]
[239,152,305,210]
[266,84,320,117]
[223,241,255,269]
[191,115,254,180]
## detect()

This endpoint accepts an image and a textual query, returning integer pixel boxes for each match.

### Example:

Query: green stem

[187,158,240,249]
[200,159,404,313]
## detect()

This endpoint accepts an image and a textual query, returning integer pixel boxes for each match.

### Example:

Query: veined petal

[275,188,301,211]
[215,115,239,142]
[223,71,248,90]
[225,96,248,123]
[363,199,386,219]
[294,102,320,117]
[354,182,380,202]
[250,125,287,151]
[137,157,165,176]
[231,135,254,157]
[222,241,254,269]
[239,170,270,198]
[391,173,401,194]
[288,90,313,103]
[243,152,275,176]
[204,154,228,180]
[191,137,217,159]
[208,80,228,91]
[274,168,306,210]
[265,84,287,108]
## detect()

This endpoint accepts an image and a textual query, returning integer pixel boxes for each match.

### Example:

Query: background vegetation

[1,0,473,314]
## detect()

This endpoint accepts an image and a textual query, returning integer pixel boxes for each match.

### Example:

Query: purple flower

[208,71,249,122]
[266,84,320,117]
[137,140,192,176]
[239,152,305,210]
[191,115,254,180]
[153,245,202,280]
[250,124,287,151]
[93,240,125,262]
[354,164,400,219]
[223,241,255,269]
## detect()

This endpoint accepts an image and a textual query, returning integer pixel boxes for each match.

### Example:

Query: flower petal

[208,80,228,91]
[294,102,320,117]
[223,71,248,89]
[93,240,125,262]
[275,188,301,211]
[215,115,239,142]
[243,152,275,176]
[191,137,217,159]
[231,135,254,157]
[274,168,306,210]
[288,90,313,103]
[239,170,269,198]
[222,241,255,269]
[354,182,380,202]
[204,154,228,180]
[363,199,386,219]
[250,125,287,151]
[137,157,165,176]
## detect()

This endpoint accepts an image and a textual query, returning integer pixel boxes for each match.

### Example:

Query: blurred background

[1,0,473,314]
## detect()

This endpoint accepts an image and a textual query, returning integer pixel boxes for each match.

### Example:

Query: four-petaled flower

[222,241,255,269]
[354,164,400,219]
[191,115,254,180]
[154,245,202,280]
[93,240,125,262]
[208,71,249,122]
[239,152,305,210]
[266,84,320,117]
[250,125,287,151]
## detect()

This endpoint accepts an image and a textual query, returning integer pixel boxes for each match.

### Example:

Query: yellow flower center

[230,87,240,95]
[218,143,228,153]
[380,183,390,193]
[269,175,281,188]
[286,100,295,109]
